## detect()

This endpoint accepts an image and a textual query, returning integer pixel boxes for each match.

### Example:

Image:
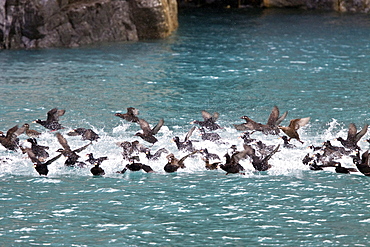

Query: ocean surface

[1,7,370,246]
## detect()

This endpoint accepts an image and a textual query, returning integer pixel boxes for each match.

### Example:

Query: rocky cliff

[263,0,370,12]
[0,0,178,49]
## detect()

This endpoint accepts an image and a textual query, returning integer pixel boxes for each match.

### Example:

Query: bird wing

[263,144,280,162]
[56,132,71,151]
[5,125,19,139]
[231,149,249,164]
[290,117,310,130]
[266,106,279,126]
[44,153,63,166]
[24,148,40,164]
[346,123,357,141]
[46,108,59,122]
[128,107,139,116]
[13,124,27,137]
[151,119,164,135]
[211,112,220,122]
[138,119,152,135]
[201,110,212,121]
[73,142,92,153]
[355,124,368,143]
[184,126,196,141]
[242,144,256,157]
[276,111,288,126]
[179,150,198,164]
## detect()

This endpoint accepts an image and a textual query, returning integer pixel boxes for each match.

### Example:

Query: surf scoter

[244,144,280,171]
[0,125,26,151]
[336,123,368,150]
[279,117,310,144]
[67,128,100,142]
[172,126,196,152]
[23,123,41,138]
[115,107,140,123]
[164,150,198,173]
[55,133,91,167]
[135,118,164,144]
[234,106,287,135]
[33,108,65,131]
[24,148,62,176]
[90,163,105,176]
[191,110,221,131]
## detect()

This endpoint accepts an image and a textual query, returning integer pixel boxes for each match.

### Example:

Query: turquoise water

[1,8,370,246]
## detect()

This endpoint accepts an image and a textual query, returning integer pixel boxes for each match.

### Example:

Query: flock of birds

[1,106,370,177]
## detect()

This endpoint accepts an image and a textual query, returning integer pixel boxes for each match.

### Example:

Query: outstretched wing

[24,148,40,164]
[267,106,279,126]
[184,126,196,141]
[211,112,220,122]
[201,110,212,121]
[56,132,71,151]
[179,150,198,164]
[290,117,310,130]
[44,153,63,166]
[355,123,368,143]
[46,108,64,122]
[5,125,19,139]
[151,119,164,135]
[128,107,139,116]
[347,123,357,141]
[263,144,280,162]
[73,142,92,153]
[138,118,152,135]
[276,111,288,126]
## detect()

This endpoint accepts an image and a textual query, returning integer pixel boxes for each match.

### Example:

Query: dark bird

[90,163,105,176]
[115,107,140,123]
[322,140,352,158]
[117,156,154,174]
[0,125,26,151]
[22,138,49,161]
[172,126,196,152]
[55,133,91,167]
[333,162,357,174]
[191,110,221,131]
[233,106,288,135]
[278,117,310,144]
[336,123,368,150]
[202,157,220,170]
[353,150,370,176]
[117,140,146,160]
[199,127,221,142]
[220,145,255,174]
[24,123,41,138]
[253,140,276,157]
[281,136,296,149]
[219,148,248,175]
[164,150,198,173]
[145,148,168,160]
[135,118,164,144]
[24,148,62,176]
[244,144,280,171]
[199,148,220,160]
[86,153,108,165]
[308,144,322,152]
[240,131,256,144]
[67,128,100,142]
[33,108,65,131]
[233,116,265,133]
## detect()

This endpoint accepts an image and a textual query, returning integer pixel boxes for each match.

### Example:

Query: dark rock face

[263,0,370,12]
[0,0,178,49]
